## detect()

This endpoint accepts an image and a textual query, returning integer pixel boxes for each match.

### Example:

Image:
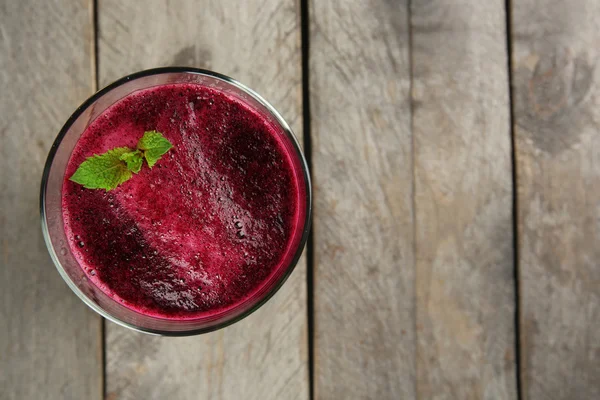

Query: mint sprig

[69,131,173,191]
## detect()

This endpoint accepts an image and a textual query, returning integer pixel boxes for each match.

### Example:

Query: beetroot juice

[60,81,307,321]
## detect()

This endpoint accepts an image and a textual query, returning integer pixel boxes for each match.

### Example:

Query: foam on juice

[62,83,305,319]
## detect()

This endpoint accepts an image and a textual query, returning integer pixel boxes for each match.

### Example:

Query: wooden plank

[0,1,102,399]
[310,1,416,398]
[411,1,518,398]
[511,0,600,398]
[97,1,308,399]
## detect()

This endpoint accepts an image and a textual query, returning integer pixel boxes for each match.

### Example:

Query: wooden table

[1,0,599,399]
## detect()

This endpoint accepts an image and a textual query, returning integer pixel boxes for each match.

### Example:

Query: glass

[40,68,311,336]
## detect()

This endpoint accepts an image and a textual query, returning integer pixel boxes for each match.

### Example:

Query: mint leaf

[69,147,134,191]
[137,130,173,168]
[69,130,174,191]
[119,150,143,173]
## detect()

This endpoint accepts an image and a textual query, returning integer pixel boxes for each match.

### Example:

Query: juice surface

[62,83,304,319]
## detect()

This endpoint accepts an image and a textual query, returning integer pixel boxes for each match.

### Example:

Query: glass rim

[40,67,312,336]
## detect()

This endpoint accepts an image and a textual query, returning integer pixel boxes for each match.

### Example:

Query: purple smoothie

[62,83,306,319]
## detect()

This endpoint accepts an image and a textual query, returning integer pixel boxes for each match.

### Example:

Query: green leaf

[119,150,144,173]
[137,130,173,168]
[69,147,134,191]
[69,130,175,191]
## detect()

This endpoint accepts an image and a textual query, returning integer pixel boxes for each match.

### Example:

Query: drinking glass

[40,68,311,335]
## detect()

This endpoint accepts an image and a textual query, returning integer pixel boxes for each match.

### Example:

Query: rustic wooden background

[1,0,599,399]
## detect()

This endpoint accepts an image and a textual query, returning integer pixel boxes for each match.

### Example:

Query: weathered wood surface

[310,1,416,398]
[5,0,600,398]
[411,1,518,399]
[0,1,102,400]
[511,0,600,398]
[98,1,308,399]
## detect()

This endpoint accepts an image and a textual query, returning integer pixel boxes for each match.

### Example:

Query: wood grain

[411,1,517,399]
[0,1,102,399]
[97,1,308,399]
[310,1,416,398]
[511,0,600,398]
